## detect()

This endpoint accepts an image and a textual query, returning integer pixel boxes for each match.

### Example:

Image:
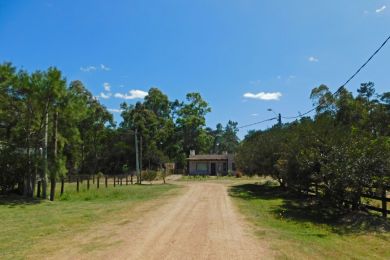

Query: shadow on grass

[230,183,390,234]
[0,194,42,207]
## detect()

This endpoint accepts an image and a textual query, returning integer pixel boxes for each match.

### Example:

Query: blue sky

[1,1,389,138]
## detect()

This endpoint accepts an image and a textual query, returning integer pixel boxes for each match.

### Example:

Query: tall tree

[176,92,211,156]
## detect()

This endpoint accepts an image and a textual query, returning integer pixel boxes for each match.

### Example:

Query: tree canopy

[236,83,390,208]
[0,63,239,196]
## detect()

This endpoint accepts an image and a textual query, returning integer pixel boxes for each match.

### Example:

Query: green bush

[236,84,390,209]
[141,170,158,183]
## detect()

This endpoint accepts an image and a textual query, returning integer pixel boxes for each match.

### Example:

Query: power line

[282,34,390,120]
[239,34,390,128]
[238,117,277,129]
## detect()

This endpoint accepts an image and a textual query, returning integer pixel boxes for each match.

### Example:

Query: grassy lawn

[229,180,390,260]
[0,183,179,259]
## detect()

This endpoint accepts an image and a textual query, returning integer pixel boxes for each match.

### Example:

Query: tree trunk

[42,112,48,199]
[50,179,56,201]
[50,111,58,201]
[31,150,38,198]
[135,129,140,184]
[24,133,34,197]
[139,135,143,184]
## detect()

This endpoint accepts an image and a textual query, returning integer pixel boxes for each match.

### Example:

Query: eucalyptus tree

[176,92,212,156]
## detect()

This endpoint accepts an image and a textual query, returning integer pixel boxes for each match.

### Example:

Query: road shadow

[230,182,390,234]
[0,194,42,207]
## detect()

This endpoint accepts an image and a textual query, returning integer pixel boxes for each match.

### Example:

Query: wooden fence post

[61,178,64,195]
[87,177,90,190]
[126,175,128,185]
[382,188,387,218]
[92,175,95,184]
[114,176,116,187]
[120,177,123,186]
[77,177,79,192]
[37,181,41,198]
[97,177,100,189]
[105,176,108,188]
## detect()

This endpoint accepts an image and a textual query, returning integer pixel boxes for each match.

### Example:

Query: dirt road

[52,182,269,260]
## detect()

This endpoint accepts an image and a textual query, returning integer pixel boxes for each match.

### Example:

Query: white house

[187,150,236,175]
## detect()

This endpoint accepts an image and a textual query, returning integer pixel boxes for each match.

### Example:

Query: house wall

[189,161,208,175]
[188,160,229,175]
[227,155,235,173]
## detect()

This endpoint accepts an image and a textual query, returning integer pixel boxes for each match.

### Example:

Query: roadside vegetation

[236,83,390,213]
[230,180,390,259]
[0,62,239,200]
[0,183,179,259]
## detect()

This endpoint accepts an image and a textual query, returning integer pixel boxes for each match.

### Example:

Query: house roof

[187,154,230,161]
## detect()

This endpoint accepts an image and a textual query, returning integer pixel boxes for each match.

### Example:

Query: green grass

[0,183,179,259]
[229,180,390,259]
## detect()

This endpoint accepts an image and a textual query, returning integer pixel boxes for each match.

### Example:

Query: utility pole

[135,128,140,184]
[268,109,282,128]
[139,135,142,184]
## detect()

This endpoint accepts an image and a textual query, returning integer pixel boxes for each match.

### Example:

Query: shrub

[141,170,158,183]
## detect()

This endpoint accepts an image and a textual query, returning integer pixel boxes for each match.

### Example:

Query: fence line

[294,183,389,218]
[33,174,137,199]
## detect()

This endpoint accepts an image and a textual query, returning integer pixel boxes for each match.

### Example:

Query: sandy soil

[49,182,270,260]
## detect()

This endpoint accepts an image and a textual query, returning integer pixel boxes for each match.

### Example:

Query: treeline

[0,63,239,198]
[237,83,390,208]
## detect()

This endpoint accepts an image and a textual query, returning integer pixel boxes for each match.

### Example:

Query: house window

[232,163,236,171]
[196,163,208,172]
[223,163,227,172]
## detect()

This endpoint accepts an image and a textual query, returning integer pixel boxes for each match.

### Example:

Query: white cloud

[114,89,148,100]
[243,92,282,101]
[251,113,259,116]
[100,92,112,99]
[114,93,126,99]
[376,5,386,13]
[103,82,111,92]
[80,66,96,72]
[107,108,123,113]
[308,56,319,62]
[101,64,111,71]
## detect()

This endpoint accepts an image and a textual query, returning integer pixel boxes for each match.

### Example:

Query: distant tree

[176,92,211,156]
[219,121,239,154]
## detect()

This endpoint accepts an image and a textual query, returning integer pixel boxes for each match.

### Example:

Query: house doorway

[210,163,216,175]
